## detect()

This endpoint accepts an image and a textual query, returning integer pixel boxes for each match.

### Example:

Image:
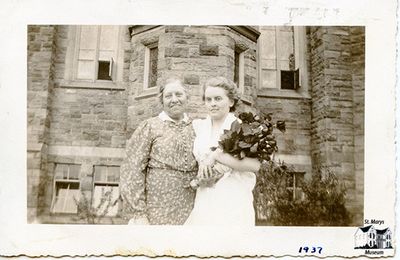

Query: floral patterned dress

[120,112,198,225]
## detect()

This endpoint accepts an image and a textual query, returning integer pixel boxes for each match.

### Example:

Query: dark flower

[217,112,285,163]
[276,121,286,133]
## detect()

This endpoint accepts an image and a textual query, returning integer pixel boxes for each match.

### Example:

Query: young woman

[185,76,260,226]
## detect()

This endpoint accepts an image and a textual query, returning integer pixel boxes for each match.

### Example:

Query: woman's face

[204,86,234,121]
[162,81,188,121]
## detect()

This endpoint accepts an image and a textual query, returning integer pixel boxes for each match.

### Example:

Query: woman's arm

[212,149,260,173]
[120,120,152,224]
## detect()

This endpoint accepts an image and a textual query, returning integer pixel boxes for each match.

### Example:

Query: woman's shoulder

[133,116,162,132]
[146,116,162,125]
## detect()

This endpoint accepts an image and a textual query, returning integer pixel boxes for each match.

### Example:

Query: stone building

[27,25,365,225]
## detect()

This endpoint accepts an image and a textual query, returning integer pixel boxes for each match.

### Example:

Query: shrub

[73,189,119,224]
[254,161,351,226]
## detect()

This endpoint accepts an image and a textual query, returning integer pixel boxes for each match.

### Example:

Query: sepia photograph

[27,25,364,227]
[1,0,397,258]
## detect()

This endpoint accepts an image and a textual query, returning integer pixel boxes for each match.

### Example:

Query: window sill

[257,88,311,100]
[135,87,159,100]
[240,95,253,106]
[58,80,126,91]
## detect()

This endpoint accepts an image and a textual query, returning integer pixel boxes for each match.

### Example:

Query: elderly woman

[120,78,198,225]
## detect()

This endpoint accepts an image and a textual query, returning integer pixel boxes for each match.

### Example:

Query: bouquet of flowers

[190,112,285,189]
[217,112,285,162]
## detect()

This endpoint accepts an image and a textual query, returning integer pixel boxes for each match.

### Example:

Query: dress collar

[205,112,237,132]
[158,111,190,123]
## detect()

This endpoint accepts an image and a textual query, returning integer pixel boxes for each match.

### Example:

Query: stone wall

[256,97,312,173]
[31,25,131,222]
[27,25,57,222]
[351,27,365,223]
[309,26,364,225]
[48,88,127,147]
[127,25,258,134]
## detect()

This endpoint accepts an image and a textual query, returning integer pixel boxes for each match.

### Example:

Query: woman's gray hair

[158,77,188,104]
[202,76,240,112]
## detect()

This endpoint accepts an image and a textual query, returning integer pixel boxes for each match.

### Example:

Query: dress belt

[147,165,197,174]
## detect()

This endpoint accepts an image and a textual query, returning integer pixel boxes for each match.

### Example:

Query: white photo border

[0,0,397,258]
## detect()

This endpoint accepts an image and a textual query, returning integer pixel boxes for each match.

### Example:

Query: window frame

[257,26,309,98]
[143,42,159,90]
[91,165,121,217]
[234,47,245,95]
[286,171,306,201]
[50,163,82,214]
[62,25,125,89]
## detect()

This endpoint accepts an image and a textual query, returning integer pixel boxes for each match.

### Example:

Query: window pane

[52,182,80,213]
[97,61,112,80]
[107,166,120,182]
[281,70,295,90]
[234,51,240,86]
[69,165,81,180]
[279,26,294,61]
[261,69,276,89]
[54,164,64,179]
[94,166,106,182]
[78,49,95,60]
[149,47,158,87]
[99,26,119,51]
[77,60,95,80]
[260,28,276,61]
[98,50,114,61]
[92,185,119,216]
[80,26,98,50]
[62,164,69,179]
[286,174,294,187]
[295,172,305,186]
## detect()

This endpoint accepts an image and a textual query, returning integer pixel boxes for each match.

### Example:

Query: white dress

[185,113,256,226]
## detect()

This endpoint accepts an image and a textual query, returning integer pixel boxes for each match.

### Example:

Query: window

[258,26,307,91]
[143,43,158,89]
[51,164,81,214]
[234,47,245,94]
[286,171,305,200]
[75,25,119,81]
[64,25,125,86]
[92,165,120,217]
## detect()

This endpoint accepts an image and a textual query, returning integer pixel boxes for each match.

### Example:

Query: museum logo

[354,222,393,255]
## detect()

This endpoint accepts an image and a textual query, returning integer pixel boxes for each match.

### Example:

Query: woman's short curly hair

[158,77,188,104]
[203,76,240,112]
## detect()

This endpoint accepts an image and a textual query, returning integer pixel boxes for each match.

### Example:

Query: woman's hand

[197,164,214,179]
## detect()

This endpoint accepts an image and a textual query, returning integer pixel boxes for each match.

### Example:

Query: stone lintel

[228,26,261,42]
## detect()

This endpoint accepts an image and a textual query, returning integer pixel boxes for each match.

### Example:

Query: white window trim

[92,165,120,217]
[238,51,245,94]
[143,42,158,90]
[257,26,309,98]
[51,164,81,214]
[294,27,308,90]
[62,25,125,89]
[275,27,281,89]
